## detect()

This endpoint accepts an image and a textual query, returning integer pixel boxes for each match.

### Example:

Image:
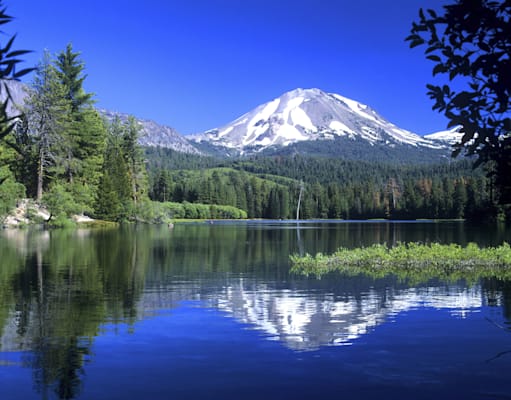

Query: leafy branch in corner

[406,0,511,203]
[0,1,34,143]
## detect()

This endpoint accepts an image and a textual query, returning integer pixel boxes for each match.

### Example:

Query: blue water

[1,222,511,399]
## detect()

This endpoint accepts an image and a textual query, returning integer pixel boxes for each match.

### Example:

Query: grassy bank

[290,242,511,283]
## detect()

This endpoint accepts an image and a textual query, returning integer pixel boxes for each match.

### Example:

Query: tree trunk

[37,150,44,201]
[296,181,304,220]
[67,151,73,184]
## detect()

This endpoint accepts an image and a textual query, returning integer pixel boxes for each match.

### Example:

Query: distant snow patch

[424,127,463,144]
[332,94,379,123]
[290,107,316,131]
[329,120,354,135]
[218,126,234,138]
[249,98,280,128]
[277,124,308,141]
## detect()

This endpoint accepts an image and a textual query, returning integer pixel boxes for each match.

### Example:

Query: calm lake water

[1,221,511,399]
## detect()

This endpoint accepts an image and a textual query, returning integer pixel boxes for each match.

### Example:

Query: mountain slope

[190,88,452,161]
[424,126,463,145]
[2,79,460,162]
[0,79,28,115]
[0,79,200,154]
[99,109,201,154]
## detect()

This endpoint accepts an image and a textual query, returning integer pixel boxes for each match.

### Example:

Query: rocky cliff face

[99,109,201,154]
[0,79,28,115]
[0,79,201,154]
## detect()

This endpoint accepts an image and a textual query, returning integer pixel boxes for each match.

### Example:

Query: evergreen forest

[0,45,155,225]
[146,147,493,221]
[0,43,496,225]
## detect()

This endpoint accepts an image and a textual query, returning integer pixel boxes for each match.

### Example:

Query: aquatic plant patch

[290,242,511,283]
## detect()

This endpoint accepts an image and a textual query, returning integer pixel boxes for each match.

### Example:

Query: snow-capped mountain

[424,126,464,145]
[190,88,450,156]
[2,79,460,162]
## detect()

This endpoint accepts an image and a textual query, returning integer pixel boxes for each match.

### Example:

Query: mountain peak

[282,87,324,97]
[191,87,447,155]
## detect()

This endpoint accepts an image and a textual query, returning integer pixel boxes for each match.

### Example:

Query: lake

[1,221,511,399]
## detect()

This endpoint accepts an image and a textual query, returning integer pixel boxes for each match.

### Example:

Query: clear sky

[8,0,451,135]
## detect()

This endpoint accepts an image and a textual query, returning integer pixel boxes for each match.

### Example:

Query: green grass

[170,218,249,223]
[77,220,119,228]
[290,242,511,283]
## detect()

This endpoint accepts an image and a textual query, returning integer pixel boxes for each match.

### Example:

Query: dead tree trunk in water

[296,181,304,220]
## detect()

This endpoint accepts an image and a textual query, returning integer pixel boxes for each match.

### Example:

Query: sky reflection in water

[0,222,510,399]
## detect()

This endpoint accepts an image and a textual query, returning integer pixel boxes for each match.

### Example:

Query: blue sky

[9,0,450,135]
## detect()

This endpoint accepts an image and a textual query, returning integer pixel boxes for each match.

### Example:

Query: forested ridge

[146,147,492,221]
[0,44,495,225]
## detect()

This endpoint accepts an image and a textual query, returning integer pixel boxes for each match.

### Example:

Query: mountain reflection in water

[134,273,497,352]
[0,223,510,400]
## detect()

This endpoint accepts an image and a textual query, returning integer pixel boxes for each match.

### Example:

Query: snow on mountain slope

[424,126,464,145]
[190,88,448,154]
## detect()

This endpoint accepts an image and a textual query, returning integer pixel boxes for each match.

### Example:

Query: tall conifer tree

[122,116,148,207]
[55,44,93,113]
[95,118,131,221]
[21,51,71,200]
[54,44,106,210]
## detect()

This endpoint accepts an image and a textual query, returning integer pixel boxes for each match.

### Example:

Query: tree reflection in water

[0,222,510,398]
[1,228,147,399]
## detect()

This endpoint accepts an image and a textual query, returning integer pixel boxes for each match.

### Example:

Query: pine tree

[441,178,455,218]
[279,187,290,219]
[232,171,247,211]
[327,184,342,218]
[401,180,420,218]
[0,124,25,216]
[94,119,131,220]
[122,116,148,208]
[71,108,106,208]
[151,169,172,202]
[453,179,468,219]
[54,44,97,186]
[55,43,93,113]
[266,187,280,219]
[21,52,71,200]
